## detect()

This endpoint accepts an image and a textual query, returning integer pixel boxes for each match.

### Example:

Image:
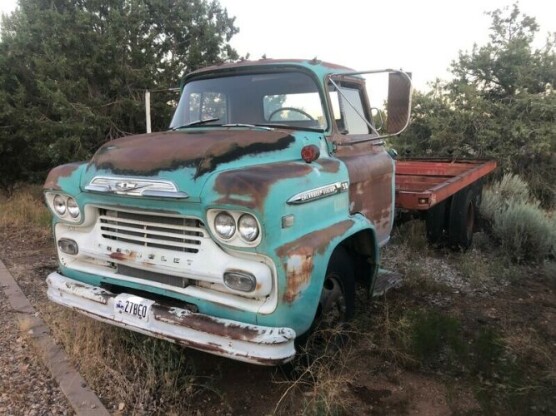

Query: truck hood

[81,129,301,199]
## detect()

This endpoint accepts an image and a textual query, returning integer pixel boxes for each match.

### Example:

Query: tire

[297,246,356,357]
[426,199,448,245]
[318,246,356,325]
[448,187,476,250]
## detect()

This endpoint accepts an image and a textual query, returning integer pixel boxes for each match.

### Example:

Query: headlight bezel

[45,192,82,223]
[207,209,262,247]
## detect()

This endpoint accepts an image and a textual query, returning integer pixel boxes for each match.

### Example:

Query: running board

[372,269,403,297]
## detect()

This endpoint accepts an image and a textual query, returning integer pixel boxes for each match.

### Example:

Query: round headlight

[214,212,236,240]
[67,197,80,218]
[238,214,259,242]
[53,194,67,216]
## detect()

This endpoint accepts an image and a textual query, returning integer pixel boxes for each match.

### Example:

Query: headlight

[214,212,236,240]
[66,197,80,218]
[238,214,259,242]
[53,194,67,216]
[46,193,81,222]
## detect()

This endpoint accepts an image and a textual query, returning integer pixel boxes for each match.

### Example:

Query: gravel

[0,288,73,416]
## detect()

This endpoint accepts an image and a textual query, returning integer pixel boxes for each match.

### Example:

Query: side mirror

[386,72,412,134]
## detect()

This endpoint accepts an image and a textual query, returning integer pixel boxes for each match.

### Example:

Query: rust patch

[90,130,295,178]
[276,220,354,303]
[152,305,261,341]
[276,220,354,258]
[318,159,341,174]
[282,249,314,303]
[336,146,394,244]
[214,162,313,210]
[109,251,137,261]
[43,162,82,191]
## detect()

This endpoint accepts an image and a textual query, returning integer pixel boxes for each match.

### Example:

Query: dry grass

[0,185,50,229]
[274,336,359,416]
[42,304,218,414]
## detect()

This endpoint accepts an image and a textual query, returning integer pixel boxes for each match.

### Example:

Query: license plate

[114,294,154,323]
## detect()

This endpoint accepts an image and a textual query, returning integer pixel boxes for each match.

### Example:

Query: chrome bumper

[46,272,296,365]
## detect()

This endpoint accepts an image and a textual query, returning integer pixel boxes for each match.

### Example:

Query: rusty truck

[43,59,496,365]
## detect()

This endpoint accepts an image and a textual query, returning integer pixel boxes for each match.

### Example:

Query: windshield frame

[170,66,331,133]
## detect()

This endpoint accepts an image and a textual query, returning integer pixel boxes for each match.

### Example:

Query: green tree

[396,4,556,206]
[0,0,238,192]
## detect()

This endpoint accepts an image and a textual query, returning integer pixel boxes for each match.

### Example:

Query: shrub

[480,174,556,263]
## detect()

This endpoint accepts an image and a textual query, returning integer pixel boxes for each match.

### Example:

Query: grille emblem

[115,181,140,191]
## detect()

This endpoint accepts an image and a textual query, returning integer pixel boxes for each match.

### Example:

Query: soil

[0,223,554,415]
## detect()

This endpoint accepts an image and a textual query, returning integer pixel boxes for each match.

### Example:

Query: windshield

[170,71,328,131]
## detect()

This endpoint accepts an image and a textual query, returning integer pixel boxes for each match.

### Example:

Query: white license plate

[114,294,154,323]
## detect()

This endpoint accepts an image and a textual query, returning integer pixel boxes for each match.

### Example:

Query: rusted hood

[89,129,296,177]
[82,129,299,197]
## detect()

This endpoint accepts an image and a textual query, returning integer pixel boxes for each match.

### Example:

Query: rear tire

[426,200,448,245]
[448,187,476,250]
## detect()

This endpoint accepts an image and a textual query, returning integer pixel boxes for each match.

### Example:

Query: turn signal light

[301,145,320,163]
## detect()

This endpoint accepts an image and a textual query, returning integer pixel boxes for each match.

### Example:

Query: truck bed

[395,159,497,210]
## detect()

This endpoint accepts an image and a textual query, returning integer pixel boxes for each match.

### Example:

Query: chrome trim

[85,176,188,199]
[287,181,349,205]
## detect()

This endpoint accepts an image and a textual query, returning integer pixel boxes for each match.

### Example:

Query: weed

[0,185,50,229]
[392,219,429,253]
[407,310,465,369]
[274,331,359,416]
[44,306,219,414]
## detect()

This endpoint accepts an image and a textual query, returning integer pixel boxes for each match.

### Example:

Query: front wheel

[301,246,356,356]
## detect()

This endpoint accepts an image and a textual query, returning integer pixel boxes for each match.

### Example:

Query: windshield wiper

[222,123,273,131]
[171,117,220,130]
[256,123,325,132]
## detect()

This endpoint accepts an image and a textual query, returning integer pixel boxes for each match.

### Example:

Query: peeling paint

[277,220,354,303]
[214,162,314,210]
[43,162,82,191]
[282,249,314,303]
[90,130,295,178]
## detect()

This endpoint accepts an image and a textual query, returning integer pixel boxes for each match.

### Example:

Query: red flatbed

[395,159,497,210]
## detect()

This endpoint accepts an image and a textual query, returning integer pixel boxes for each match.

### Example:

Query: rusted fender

[43,162,84,193]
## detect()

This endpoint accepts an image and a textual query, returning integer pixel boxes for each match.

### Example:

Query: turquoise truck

[43,59,495,365]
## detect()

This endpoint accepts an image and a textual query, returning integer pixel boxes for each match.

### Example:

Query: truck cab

[43,59,412,365]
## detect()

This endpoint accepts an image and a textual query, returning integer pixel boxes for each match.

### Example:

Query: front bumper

[46,272,296,365]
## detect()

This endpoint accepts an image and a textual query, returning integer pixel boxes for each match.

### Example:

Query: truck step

[372,269,403,297]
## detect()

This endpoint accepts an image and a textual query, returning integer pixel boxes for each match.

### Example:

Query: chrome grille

[98,208,205,253]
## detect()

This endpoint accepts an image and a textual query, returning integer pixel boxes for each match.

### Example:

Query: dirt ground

[0,223,554,415]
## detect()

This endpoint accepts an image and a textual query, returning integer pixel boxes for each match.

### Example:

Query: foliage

[0,0,239,193]
[480,173,556,263]
[394,3,556,206]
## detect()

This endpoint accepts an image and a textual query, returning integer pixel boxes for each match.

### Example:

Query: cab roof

[185,58,356,82]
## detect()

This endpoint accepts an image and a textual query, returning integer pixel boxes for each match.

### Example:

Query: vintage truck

[43,59,495,365]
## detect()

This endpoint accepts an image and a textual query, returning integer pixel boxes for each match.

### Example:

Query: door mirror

[386,72,412,134]
[329,68,412,144]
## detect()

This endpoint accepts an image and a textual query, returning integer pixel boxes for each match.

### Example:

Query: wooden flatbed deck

[395,159,497,210]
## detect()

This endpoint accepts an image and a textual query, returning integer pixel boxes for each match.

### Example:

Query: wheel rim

[319,275,347,330]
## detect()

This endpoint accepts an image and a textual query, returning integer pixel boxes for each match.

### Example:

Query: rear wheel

[448,187,476,250]
[425,199,448,245]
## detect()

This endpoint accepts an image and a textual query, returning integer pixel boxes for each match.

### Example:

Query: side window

[188,92,227,122]
[263,92,326,128]
[329,85,369,135]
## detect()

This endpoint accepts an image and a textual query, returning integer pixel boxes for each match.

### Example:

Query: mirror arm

[328,77,381,137]
[328,69,413,147]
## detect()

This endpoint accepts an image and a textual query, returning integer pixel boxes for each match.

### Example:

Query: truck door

[328,79,395,246]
